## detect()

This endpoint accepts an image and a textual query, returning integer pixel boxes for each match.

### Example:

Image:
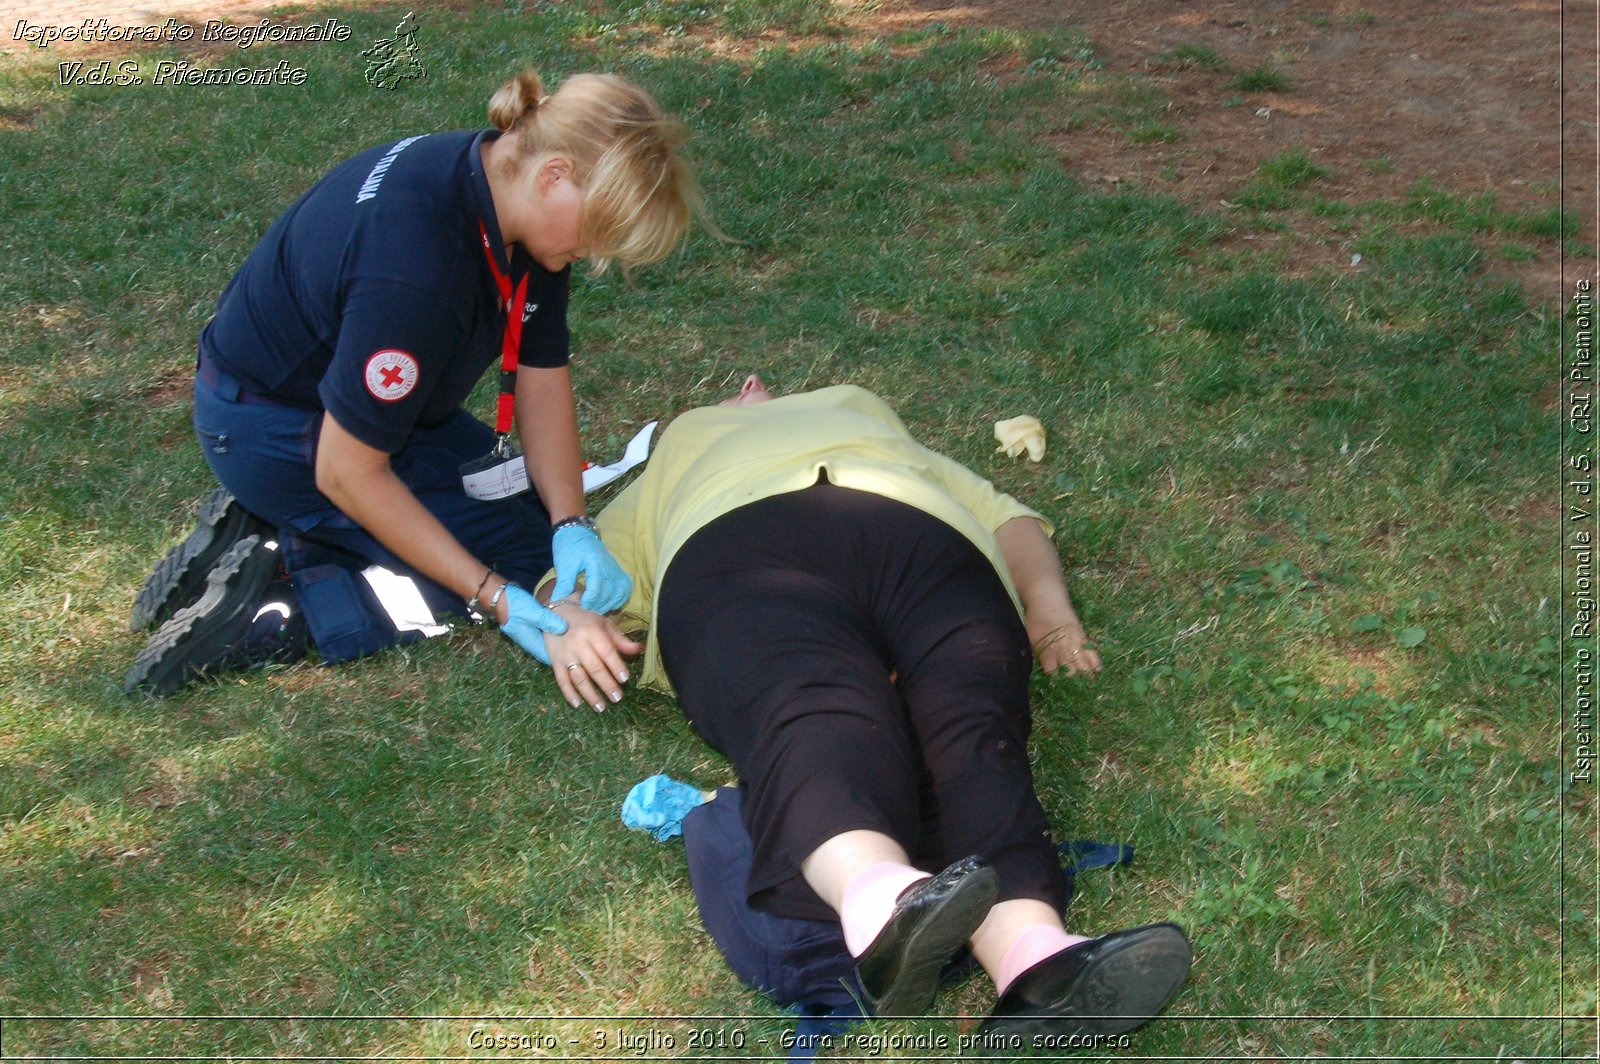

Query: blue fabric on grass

[621,774,710,842]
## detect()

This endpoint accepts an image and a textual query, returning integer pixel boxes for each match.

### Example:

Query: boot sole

[124,535,279,696]
[130,487,265,631]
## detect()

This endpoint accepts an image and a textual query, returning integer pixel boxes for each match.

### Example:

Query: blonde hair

[488,69,712,276]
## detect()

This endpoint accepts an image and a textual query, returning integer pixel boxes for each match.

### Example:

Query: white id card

[460,451,530,501]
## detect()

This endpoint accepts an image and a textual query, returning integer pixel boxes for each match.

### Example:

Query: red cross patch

[364,349,419,402]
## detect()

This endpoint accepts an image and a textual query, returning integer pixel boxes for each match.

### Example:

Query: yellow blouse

[580,385,1051,691]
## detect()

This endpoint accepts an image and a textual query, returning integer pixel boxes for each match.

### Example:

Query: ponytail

[487,69,549,132]
[487,69,715,275]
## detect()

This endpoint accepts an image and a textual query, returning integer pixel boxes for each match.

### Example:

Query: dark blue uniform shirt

[202,129,570,454]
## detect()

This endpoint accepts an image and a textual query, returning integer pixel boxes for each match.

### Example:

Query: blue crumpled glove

[621,774,710,842]
[497,582,568,665]
[550,523,633,614]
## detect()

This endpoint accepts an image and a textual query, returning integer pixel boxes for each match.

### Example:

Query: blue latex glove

[498,583,568,665]
[550,523,633,613]
[621,774,710,842]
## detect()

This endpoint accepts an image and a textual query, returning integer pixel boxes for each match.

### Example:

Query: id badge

[461,436,530,501]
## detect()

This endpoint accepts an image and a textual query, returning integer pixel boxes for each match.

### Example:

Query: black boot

[130,486,270,630]
[125,535,308,696]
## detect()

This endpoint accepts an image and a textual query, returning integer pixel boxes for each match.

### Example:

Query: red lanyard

[478,220,529,437]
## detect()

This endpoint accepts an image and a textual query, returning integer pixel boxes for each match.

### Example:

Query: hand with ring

[543,598,642,711]
[1027,613,1101,677]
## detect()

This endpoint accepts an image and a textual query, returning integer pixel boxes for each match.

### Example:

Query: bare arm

[994,516,1101,676]
[515,364,586,523]
[315,412,513,623]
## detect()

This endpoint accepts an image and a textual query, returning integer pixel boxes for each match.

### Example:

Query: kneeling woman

[539,376,1191,1041]
[126,68,708,695]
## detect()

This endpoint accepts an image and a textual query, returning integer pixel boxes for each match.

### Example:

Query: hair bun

[487,69,548,131]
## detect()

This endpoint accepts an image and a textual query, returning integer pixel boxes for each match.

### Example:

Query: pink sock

[995,925,1091,996]
[839,862,930,956]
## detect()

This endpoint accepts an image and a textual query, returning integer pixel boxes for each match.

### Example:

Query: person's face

[719,374,775,406]
[522,157,590,272]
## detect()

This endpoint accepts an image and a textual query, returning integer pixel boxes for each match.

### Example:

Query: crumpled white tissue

[994,415,1046,462]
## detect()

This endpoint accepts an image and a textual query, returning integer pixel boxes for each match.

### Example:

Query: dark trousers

[657,481,1064,922]
[192,354,552,663]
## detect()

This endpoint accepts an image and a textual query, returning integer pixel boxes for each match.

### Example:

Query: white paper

[462,421,658,501]
[581,421,658,493]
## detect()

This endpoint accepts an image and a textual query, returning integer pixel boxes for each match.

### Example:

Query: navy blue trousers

[192,354,553,663]
[656,481,1064,922]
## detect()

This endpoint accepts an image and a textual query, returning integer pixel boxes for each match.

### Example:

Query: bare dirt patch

[842,0,1596,300]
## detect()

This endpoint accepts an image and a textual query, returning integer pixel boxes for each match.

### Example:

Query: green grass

[0,1,1581,1060]
[1233,147,1331,209]
[1150,42,1228,72]
[1126,120,1182,144]
[1502,241,1538,263]
[1230,62,1294,93]
[1388,176,1569,238]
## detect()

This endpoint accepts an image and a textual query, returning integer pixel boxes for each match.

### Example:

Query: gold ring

[566,662,581,671]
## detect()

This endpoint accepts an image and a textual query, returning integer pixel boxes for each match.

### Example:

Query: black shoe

[974,922,1192,1053]
[130,487,270,631]
[124,535,307,696]
[855,855,999,1018]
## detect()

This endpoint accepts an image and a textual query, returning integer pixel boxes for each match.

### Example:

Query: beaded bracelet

[466,568,495,613]
[488,581,517,611]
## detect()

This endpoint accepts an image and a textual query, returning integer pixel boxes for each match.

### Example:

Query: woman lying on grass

[529,374,1191,1044]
